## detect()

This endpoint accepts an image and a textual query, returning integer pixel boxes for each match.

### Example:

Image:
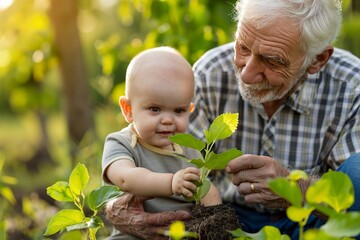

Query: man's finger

[145,210,191,226]
[226,154,253,173]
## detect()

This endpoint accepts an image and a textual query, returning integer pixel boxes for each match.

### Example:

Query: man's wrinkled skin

[226,154,293,209]
[105,193,191,239]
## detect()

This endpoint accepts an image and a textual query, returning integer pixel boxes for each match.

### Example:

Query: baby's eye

[174,108,186,114]
[149,107,160,112]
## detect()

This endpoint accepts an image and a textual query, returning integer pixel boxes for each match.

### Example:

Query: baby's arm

[106,161,200,197]
[200,183,222,206]
[106,160,174,196]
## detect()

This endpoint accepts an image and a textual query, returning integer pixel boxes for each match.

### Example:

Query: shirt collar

[287,72,318,115]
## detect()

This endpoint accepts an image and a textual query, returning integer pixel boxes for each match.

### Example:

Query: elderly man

[105,0,360,239]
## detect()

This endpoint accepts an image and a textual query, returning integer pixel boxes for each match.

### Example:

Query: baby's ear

[119,96,133,123]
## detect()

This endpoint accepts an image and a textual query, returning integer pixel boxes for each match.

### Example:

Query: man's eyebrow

[263,54,287,65]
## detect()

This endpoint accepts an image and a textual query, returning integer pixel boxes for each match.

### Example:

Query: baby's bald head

[125,47,194,99]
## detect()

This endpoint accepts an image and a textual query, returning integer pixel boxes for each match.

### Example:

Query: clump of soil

[184,203,241,240]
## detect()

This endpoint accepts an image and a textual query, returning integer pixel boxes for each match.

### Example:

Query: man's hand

[105,193,191,240]
[225,154,290,208]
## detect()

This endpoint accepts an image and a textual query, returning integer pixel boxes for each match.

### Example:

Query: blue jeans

[231,153,360,240]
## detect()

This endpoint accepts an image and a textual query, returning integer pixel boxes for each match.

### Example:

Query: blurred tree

[352,0,360,12]
[48,0,94,145]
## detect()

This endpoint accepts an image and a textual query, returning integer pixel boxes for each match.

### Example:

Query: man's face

[234,19,308,105]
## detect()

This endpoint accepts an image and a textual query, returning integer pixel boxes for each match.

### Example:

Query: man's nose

[239,55,265,84]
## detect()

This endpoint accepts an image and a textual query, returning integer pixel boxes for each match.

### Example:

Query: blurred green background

[0,0,359,239]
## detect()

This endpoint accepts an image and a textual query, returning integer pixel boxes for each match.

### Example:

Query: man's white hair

[234,0,342,68]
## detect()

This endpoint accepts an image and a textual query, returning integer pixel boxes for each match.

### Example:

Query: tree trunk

[48,0,93,145]
[352,0,360,12]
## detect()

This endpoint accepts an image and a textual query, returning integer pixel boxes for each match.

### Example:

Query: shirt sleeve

[101,131,135,184]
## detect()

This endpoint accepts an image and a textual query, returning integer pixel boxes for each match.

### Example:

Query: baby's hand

[171,167,200,197]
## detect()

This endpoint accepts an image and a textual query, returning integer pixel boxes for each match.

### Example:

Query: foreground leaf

[44,209,85,236]
[306,170,354,212]
[268,178,302,207]
[320,212,360,238]
[230,225,290,240]
[286,206,314,226]
[303,229,341,240]
[69,163,90,196]
[287,170,308,181]
[46,181,73,202]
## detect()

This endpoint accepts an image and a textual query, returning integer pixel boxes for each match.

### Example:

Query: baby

[102,46,221,239]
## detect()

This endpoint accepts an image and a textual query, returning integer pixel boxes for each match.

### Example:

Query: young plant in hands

[45,163,122,240]
[170,112,243,204]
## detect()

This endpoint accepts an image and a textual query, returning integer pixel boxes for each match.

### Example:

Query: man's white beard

[235,67,307,105]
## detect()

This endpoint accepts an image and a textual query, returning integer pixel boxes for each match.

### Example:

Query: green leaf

[1,175,17,185]
[0,186,16,205]
[0,221,5,240]
[204,113,239,143]
[306,170,354,212]
[46,181,73,202]
[169,133,206,151]
[65,216,104,232]
[188,158,205,168]
[64,222,88,231]
[306,202,338,218]
[287,170,308,181]
[88,185,123,211]
[69,163,89,196]
[87,216,104,229]
[303,229,341,240]
[286,206,314,226]
[44,209,85,236]
[204,149,242,170]
[268,178,303,207]
[320,212,360,238]
[198,179,211,200]
[229,225,290,240]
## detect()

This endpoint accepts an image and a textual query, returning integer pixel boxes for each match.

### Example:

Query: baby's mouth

[157,131,174,135]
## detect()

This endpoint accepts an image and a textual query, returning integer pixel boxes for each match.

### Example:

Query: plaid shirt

[188,42,360,207]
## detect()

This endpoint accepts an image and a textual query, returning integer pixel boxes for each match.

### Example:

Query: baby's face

[129,64,194,150]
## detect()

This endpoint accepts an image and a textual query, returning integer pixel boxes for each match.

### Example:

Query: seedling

[230,170,360,240]
[169,113,243,204]
[44,163,122,240]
